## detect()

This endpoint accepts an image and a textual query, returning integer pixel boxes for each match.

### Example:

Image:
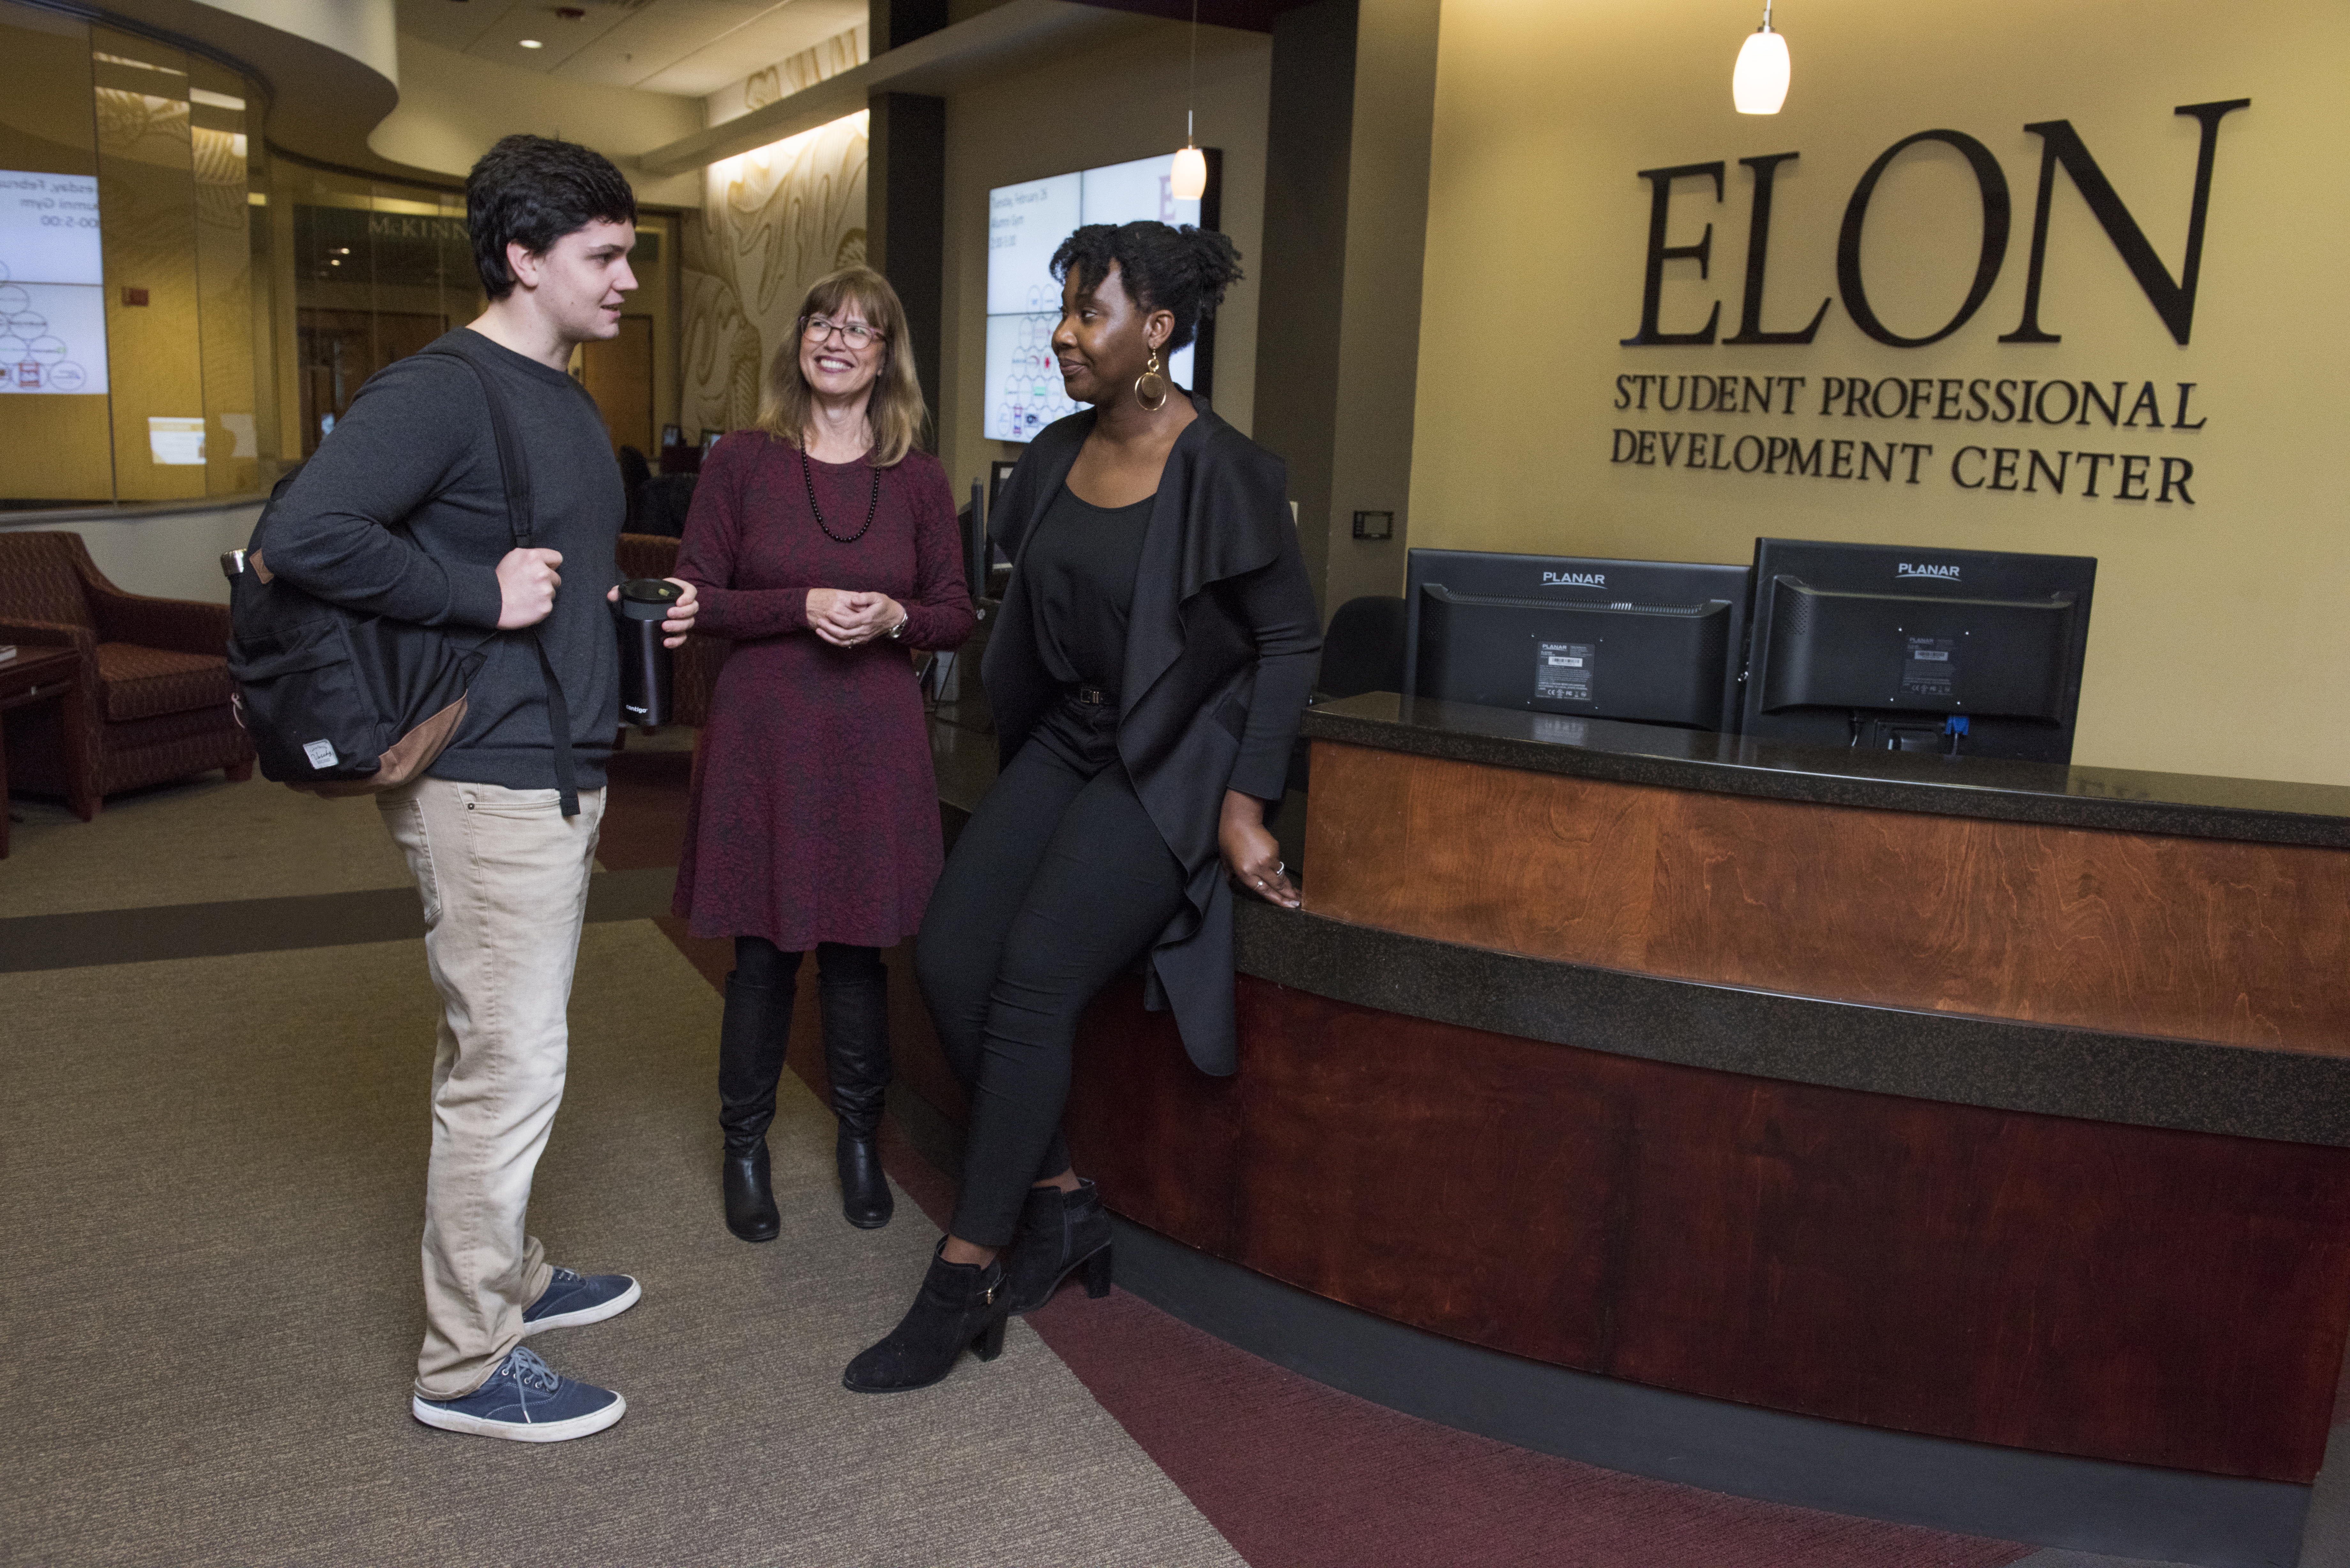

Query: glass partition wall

[0,0,679,507]
[270,174,677,462]
[277,165,478,460]
[0,2,281,506]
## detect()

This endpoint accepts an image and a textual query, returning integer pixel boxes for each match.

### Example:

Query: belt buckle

[1074,684,1114,708]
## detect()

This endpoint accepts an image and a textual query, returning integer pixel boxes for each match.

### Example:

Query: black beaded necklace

[800,443,879,544]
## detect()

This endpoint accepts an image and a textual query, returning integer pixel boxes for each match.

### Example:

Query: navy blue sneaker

[521,1267,641,1336]
[410,1346,625,1443]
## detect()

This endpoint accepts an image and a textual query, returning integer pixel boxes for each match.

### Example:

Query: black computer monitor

[1740,537,2096,762]
[960,481,989,603]
[1403,549,1753,733]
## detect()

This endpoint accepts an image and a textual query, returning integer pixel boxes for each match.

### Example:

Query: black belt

[1069,685,1116,708]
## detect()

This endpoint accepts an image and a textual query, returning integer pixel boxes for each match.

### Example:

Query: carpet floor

[0,758,2253,1567]
[0,922,1241,1567]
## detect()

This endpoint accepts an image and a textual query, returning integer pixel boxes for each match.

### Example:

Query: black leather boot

[820,970,895,1230]
[716,973,791,1242]
[1001,1178,1115,1315]
[842,1241,1009,1394]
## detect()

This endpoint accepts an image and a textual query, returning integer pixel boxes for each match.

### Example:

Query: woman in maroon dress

[674,267,975,1242]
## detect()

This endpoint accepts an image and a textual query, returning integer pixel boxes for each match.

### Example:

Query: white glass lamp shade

[1733,28,1790,115]
[1171,144,1209,201]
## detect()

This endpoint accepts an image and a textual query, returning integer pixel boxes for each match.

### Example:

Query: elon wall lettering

[1621,100,2249,350]
[1605,101,2246,505]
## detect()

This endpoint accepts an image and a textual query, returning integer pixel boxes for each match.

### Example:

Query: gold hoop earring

[1135,348,1168,413]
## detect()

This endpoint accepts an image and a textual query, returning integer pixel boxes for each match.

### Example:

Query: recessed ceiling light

[519,38,543,49]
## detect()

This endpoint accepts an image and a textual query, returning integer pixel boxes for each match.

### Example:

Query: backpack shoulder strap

[419,337,537,550]
[418,338,580,817]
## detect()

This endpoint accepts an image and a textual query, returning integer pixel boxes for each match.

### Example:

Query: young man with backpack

[262,136,697,1442]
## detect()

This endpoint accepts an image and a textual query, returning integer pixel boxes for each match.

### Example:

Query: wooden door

[294,309,448,455]
[581,315,655,454]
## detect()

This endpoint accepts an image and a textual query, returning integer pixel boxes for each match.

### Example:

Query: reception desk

[901,689,2350,1565]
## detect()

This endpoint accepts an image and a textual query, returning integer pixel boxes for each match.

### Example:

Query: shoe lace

[546,1266,580,1287]
[503,1346,561,1392]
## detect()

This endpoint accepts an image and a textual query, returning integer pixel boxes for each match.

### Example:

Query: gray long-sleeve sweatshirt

[260,327,624,792]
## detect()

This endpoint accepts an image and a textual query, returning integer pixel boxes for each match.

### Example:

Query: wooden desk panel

[1160,978,2350,1483]
[1304,741,2350,1054]
[1062,978,1247,1254]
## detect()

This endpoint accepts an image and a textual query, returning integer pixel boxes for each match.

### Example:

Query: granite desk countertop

[922,696,2350,1143]
[1300,692,2350,849]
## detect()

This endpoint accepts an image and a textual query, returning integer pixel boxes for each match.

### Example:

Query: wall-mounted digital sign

[0,170,108,396]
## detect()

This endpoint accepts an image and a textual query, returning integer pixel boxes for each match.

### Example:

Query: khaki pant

[378,776,606,1400]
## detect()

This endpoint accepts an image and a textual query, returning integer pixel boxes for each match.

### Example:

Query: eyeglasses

[802,314,884,349]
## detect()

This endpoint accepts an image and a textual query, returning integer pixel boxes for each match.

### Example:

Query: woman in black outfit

[843,222,1320,1393]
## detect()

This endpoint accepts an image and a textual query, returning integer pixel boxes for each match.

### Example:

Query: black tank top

[1023,483,1154,693]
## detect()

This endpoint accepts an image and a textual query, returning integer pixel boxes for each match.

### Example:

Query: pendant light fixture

[1732,0,1791,116]
[1171,0,1207,200]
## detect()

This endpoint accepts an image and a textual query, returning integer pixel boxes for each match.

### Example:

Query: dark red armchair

[0,529,253,816]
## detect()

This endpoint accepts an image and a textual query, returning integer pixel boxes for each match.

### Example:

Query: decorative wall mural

[680,29,869,439]
[738,27,865,119]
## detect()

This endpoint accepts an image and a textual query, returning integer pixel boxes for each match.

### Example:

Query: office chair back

[1316,594,1408,699]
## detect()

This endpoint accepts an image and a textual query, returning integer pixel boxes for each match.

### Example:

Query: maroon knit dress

[671,430,976,951]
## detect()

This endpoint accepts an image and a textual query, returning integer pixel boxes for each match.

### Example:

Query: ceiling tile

[472,1,641,72]
[399,0,871,99]
[620,0,865,96]
[551,0,758,79]
[393,0,528,54]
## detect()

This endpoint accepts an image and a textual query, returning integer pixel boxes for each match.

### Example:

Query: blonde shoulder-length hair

[754,266,929,467]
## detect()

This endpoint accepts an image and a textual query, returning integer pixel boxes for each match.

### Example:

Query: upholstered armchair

[0,530,253,816]
[617,532,727,730]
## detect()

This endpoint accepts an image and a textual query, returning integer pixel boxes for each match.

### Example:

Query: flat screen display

[984,153,1207,442]
[1403,549,1754,734]
[1739,537,2097,763]
[0,170,108,396]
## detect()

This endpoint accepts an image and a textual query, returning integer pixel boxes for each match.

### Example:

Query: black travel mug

[615,577,683,727]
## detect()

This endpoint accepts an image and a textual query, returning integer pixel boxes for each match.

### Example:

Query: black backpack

[224,337,581,814]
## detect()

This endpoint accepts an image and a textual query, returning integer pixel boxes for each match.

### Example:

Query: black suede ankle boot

[716,974,791,1242]
[820,971,895,1229]
[841,1241,1009,1393]
[1001,1178,1114,1315]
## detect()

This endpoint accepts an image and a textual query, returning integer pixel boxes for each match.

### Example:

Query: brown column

[1251,0,1441,620]
[867,92,947,447]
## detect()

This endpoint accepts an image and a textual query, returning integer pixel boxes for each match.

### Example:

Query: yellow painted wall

[1411,0,2348,785]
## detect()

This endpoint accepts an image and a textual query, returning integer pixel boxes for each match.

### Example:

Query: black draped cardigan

[983,393,1322,1075]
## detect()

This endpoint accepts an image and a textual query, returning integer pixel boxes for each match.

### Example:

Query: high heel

[842,1241,1010,1393]
[1082,1245,1113,1299]
[1001,1178,1115,1315]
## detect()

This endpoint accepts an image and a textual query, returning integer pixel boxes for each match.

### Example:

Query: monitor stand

[1848,712,1969,757]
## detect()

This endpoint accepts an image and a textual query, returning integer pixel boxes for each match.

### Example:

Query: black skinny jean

[914,698,1190,1246]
